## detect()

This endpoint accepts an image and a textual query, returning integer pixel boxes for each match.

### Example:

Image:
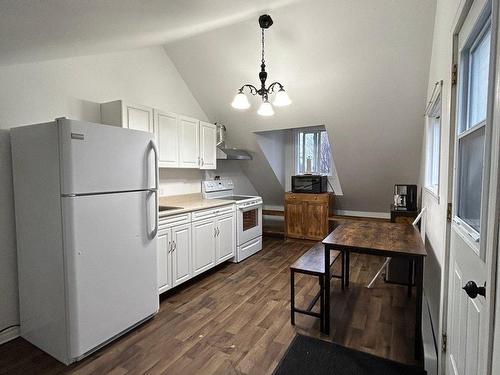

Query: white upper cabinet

[199,121,217,170]
[154,110,179,168]
[101,100,153,133]
[178,116,200,168]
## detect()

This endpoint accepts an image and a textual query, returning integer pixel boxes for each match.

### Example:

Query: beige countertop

[158,193,235,217]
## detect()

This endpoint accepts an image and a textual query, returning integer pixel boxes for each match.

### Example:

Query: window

[456,20,491,234]
[295,128,332,175]
[425,87,442,197]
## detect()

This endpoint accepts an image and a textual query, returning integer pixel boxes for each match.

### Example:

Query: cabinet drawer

[159,212,191,229]
[192,204,235,222]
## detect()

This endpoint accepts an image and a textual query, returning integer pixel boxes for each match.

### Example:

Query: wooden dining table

[322,221,427,358]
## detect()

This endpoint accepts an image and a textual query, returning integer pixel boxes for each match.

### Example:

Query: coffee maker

[393,184,417,211]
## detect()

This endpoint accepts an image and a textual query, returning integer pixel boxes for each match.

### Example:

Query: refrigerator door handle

[149,140,159,239]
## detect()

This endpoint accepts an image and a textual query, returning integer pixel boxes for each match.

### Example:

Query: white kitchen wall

[0,45,210,342]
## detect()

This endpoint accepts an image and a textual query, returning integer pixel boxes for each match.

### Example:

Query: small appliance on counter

[291,175,328,194]
[393,184,417,211]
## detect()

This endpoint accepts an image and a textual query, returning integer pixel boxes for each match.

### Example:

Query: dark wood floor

[0,237,416,374]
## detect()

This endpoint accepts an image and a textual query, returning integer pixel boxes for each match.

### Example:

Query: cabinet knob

[463,281,486,299]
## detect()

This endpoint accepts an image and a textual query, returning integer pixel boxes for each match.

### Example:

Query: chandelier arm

[240,84,259,96]
[267,82,284,93]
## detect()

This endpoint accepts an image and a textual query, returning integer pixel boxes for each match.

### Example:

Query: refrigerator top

[57,119,157,195]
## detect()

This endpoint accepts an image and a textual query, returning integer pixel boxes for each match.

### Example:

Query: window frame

[424,82,443,201]
[293,127,332,176]
[453,15,492,249]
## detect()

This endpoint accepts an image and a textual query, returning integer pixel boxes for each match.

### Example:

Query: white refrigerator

[10,118,159,365]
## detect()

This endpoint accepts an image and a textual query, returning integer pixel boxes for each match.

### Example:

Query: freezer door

[58,119,156,195]
[62,191,158,359]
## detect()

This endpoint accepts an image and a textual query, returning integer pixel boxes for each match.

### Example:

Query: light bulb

[273,88,291,107]
[257,100,274,116]
[231,91,250,109]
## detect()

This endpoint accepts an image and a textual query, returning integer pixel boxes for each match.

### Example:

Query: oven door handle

[239,204,262,212]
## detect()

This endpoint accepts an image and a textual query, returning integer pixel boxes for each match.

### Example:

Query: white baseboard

[333,210,390,219]
[0,326,20,345]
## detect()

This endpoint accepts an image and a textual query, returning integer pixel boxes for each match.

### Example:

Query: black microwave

[291,175,328,193]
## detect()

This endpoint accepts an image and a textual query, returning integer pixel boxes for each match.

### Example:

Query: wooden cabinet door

[179,115,200,168]
[285,200,304,239]
[157,230,172,294]
[124,103,154,133]
[192,218,216,276]
[199,121,217,170]
[216,213,235,264]
[171,224,192,286]
[155,110,179,168]
[304,201,328,240]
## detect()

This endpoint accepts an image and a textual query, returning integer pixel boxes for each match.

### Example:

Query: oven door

[237,204,262,245]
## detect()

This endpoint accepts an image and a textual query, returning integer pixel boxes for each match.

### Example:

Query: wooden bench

[290,242,344,330]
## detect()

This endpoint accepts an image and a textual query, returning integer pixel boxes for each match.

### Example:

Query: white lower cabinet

[157,230,172,294]
[192,218,216,276]
[216,213,236,264]
[171,224,192,286]
[157,205,235,294]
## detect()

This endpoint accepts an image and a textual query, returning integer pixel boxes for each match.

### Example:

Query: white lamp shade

[231,92,250,109]
[257,101,275,116]
[273,89,291,107]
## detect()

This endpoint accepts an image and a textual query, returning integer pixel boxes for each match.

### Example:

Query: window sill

[423,186,440,203]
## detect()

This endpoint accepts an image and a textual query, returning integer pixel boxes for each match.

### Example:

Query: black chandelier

[231,14,291,116]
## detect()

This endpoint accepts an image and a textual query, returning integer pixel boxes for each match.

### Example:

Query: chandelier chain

[261,28,265,65]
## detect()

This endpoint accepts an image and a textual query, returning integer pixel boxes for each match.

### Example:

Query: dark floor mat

[273,334,426,375]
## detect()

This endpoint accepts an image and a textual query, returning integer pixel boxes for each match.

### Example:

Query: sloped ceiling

[0,0,301,66]
[165,0,436,212]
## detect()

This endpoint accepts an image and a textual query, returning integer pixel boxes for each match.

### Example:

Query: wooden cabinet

[199,121,217,170]
[192,218,216,276]
[216,212,236,264]
[154,110,179,168]
[179,115,200,168]
[171,223,192,286]
[284,192,331,241]
[101,100,154,133]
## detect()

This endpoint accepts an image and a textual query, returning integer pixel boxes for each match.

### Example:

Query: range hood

[215,123,252,160]
[217,147,252,160]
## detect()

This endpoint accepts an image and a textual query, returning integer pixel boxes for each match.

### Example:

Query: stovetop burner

[221,195,256,201]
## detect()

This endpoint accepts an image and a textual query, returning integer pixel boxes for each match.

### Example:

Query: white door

[157,230,172,294]
[171,223,192,286]
[179,115,200,168]
[58,119,156,195]
[192,218,216,275]
[216,213,235,264]
[447,2,495,374]
[62,191,158,358]
[199,121,217,170]
[124,103,154,133]
[155,110,179,168]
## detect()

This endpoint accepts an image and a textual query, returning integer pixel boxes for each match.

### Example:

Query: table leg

[290,270,295,325]
[408,259,413,298]
[323,245,330,335]
[345,250,350,288]
[414,257,424,359]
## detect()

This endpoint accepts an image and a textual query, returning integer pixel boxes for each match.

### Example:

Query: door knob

[463,281,486,299]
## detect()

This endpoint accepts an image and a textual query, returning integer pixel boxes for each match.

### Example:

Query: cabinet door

[155,110,179,168]
[216,213,235,264]
[192,218,216,275]
[157,231,172,294]
[199,121,217,170]
[179,116,200,168]
[304,201,328,240]
[285,200,304,239]
[124,103,154,133]
[171,224,192,286]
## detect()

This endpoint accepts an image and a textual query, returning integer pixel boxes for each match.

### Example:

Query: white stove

[202,179,263,262]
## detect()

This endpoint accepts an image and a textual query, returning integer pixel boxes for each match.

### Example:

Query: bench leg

[290,270,295,325]
[345,250,350,288]
[341,251,345,290]
[408,259,413,298]
[319,275,325,331]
